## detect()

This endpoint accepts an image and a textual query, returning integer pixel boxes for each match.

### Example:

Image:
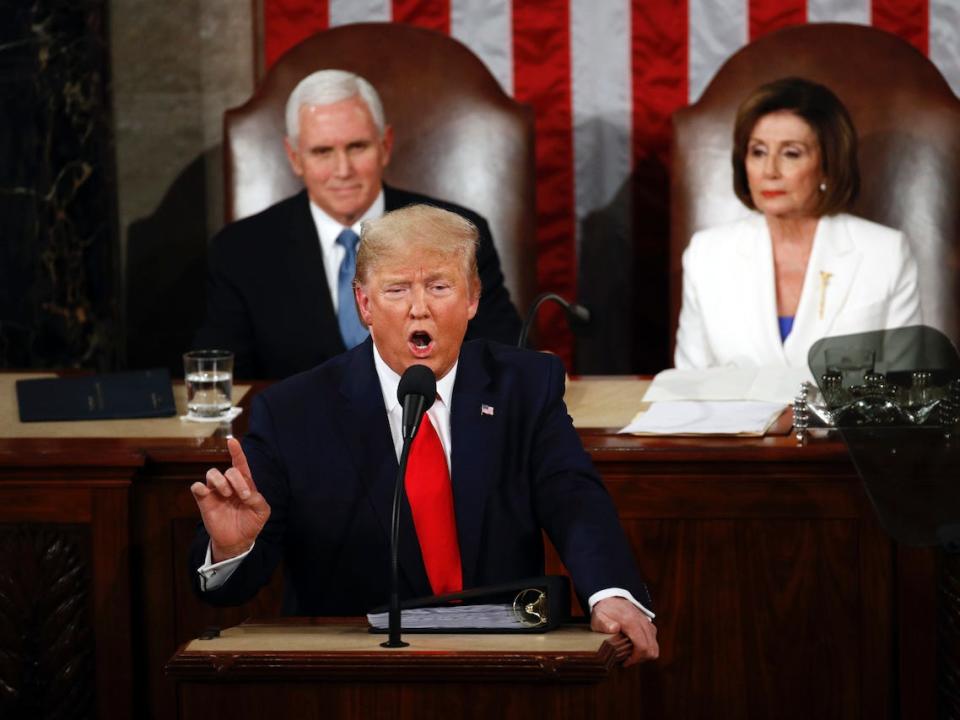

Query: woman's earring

[819,181,827,192]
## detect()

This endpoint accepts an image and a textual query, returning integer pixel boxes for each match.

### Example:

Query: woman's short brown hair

[732,77,859,216]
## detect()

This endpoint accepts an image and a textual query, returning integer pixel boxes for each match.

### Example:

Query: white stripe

[688,0,747,103]
[329,0,390,26]
[451,0,513,95]
[570,0,633,366]
[930,0,960,97]
[806,0,870,24]
[571,0,632,241]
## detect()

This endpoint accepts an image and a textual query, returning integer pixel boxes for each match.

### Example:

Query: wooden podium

[3,374,934,718]
[166,620,642,719]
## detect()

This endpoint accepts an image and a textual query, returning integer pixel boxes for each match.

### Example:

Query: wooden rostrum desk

[0,376,935,719]
[166,619,638,720]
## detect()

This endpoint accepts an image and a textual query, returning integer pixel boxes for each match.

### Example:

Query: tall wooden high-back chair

[224,22,536,314]
[671,23,960,351]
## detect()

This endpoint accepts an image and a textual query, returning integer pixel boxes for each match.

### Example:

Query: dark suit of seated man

[193,69,521,380]
[189,204,659,666]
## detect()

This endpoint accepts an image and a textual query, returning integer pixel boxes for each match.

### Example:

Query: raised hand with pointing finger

[190,437,271,562]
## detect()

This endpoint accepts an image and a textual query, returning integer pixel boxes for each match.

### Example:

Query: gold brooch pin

[818,271,833,320]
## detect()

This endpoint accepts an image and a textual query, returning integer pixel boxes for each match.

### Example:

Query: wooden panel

[0,468,134,720]
[939,553,960,718]
[177,676,643,720]
[0,487,93,522]
[858,493,895,720]
[603,472,860,519]
[132,468,283,720]
[624,518,864,719]
[0,523,95,718]
[91,488,132,720]
[898,546,937,719]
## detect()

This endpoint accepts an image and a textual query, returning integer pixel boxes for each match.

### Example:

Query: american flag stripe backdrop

[263,1,960,367]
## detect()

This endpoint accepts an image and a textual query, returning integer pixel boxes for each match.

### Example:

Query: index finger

[227,437,254,485]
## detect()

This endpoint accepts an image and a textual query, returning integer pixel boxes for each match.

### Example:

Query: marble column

[0,0,119,369]
[111,0,255,374]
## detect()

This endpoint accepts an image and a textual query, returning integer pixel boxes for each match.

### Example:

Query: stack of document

[618,366,808,436]
[367,604,522,631]
[620,400,786,436]
[641,366,810,404]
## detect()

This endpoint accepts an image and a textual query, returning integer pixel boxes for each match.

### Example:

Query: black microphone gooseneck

[382,364,437,648]
[517,292,592,349]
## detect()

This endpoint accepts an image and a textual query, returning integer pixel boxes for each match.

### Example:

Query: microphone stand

[382,394,427,648]
[517,292,591,349]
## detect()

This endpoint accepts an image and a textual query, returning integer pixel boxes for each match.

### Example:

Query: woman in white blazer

[675,78,921,370]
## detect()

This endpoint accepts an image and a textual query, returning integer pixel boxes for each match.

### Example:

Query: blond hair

[355,204,481,297]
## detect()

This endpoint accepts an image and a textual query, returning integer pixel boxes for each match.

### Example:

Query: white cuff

[587,587,656,620]
[196,541,254,591]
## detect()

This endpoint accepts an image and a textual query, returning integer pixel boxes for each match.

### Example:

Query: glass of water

[183,350,234,417]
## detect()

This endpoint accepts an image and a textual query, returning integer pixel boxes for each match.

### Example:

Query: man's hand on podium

[191,437,271,562]
[591,596,659,666]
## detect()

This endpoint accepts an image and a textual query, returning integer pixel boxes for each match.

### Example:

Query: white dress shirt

[198,345,653,619]
[309,190,385,311]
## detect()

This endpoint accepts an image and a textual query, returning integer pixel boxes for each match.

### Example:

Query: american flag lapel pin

[480,404,495,416]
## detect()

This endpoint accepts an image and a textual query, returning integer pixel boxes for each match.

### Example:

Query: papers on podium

[642,366,810,404]
[618,366,808,436]
[620,400,785,436]
[368,604,529,631]
[367,576,570,634]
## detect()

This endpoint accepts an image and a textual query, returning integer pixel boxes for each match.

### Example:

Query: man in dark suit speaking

[189,205,658,665]
[193,69,521,379]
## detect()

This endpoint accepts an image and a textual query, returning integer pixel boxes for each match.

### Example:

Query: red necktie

[406,413,462,595]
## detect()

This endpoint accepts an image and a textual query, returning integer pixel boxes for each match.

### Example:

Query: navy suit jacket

[190,339,652,616]
[193,186,522,379]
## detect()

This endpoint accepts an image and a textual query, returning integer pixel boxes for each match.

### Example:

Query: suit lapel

[449,344,495,590]
[286,192,345,355]
[337,341,431,597]
[784,215,861,365]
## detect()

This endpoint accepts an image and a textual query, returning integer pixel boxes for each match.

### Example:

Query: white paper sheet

[642,367,810,404]
[618,401,786,436]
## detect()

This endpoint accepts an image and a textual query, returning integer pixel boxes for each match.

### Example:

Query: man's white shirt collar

[309,189,385,310]
[372,343,457,469]
[372,343,457,416]
[309,188,385,251]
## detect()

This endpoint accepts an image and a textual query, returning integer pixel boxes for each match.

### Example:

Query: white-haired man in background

[194,70,521,379]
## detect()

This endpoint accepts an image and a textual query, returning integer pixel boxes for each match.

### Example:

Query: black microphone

[517,292,592,349]
[383,364,437,648]
[398,364,437,439]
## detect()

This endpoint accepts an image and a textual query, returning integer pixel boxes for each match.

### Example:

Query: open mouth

[409,331,434,356]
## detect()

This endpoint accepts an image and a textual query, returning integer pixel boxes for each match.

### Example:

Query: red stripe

[512,0,576,364]
[749,0,805,40]
[631,0,688,371]
[872,0,929,55]
[392,0,450,34]
[264,0,329,68]
[631,1,688,166]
